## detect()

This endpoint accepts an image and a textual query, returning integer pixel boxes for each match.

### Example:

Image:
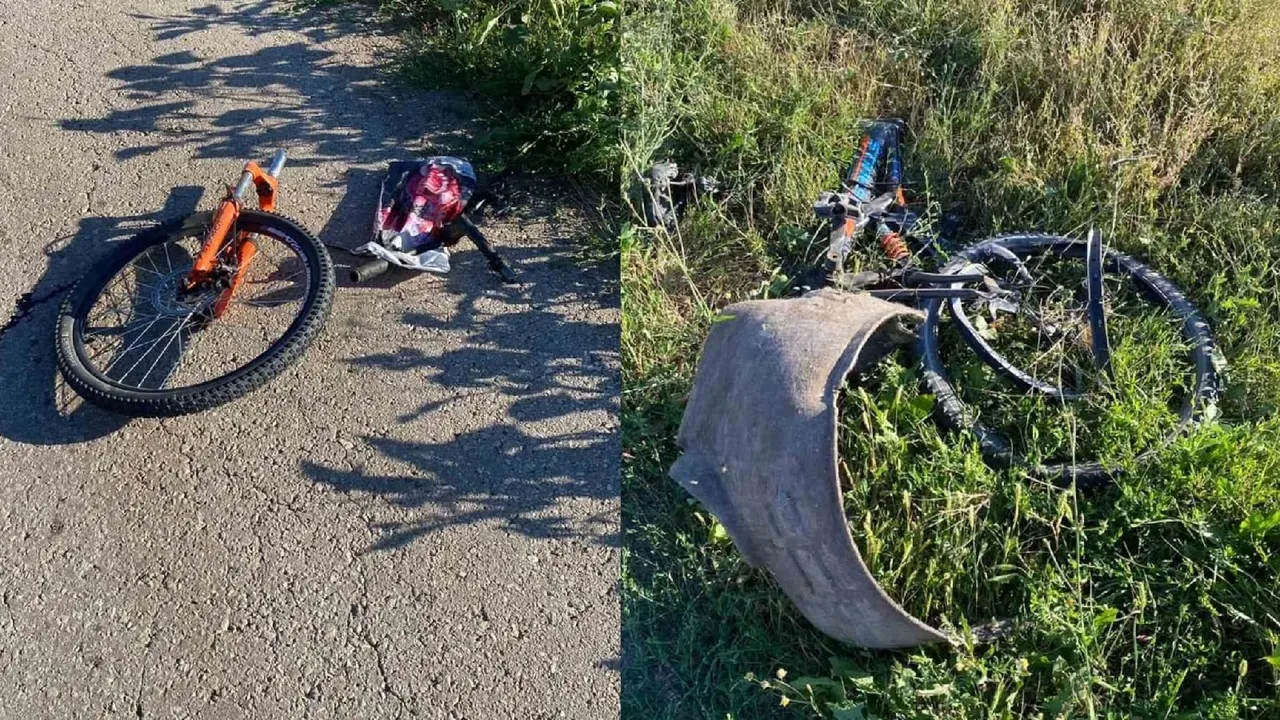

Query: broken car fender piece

[669,288,948,649]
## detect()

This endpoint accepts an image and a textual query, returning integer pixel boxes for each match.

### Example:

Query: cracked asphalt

[0,1,620,718]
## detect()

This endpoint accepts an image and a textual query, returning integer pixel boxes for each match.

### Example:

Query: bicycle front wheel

[918,233,1219,486]
[56,210,335,417]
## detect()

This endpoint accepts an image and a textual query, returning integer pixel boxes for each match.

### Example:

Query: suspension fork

[846,120,905,200]
[882,121,907,206]
[846,123,887,203]
[184,151,288,317]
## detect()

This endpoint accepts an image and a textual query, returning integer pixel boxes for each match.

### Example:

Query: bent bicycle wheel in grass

[919,234,1220,487]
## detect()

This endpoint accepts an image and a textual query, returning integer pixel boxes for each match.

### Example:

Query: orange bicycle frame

[184,150,287,317]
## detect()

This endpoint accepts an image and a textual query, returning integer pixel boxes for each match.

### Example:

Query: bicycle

[811,120,1220,485]
[55,150,336,417]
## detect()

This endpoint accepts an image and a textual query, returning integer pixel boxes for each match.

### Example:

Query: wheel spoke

[135,258,165,278]
[137,314,192,389]
[158,323,189,390]
[111,316,185,382]
[101,313,170,376]
[165,243,179,275]
[72,220,316,397]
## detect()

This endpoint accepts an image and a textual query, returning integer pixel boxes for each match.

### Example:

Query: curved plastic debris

[669,288,948,648]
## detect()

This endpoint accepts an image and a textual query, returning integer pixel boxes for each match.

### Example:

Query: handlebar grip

[350,258,390,283]
[267,149,288,178]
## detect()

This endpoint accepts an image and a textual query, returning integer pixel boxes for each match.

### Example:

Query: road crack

[133,666,146,719]
[1,590,16,634]
[365,634,406,717]
[352,558,407,717]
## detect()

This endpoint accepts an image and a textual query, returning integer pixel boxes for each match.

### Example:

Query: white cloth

[352,242,450,274]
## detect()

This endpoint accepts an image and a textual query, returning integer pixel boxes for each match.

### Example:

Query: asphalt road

[0,1,620,717]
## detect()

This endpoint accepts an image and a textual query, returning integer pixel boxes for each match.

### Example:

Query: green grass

[331,0,1280,714]
[621,0,1280,717]
[318,0,621,183]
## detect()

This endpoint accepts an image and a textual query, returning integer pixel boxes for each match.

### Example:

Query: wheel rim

[72,220,315,394]
[922,236,1218,484]
[947,241,1085,400]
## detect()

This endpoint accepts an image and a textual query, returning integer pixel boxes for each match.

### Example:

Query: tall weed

[376,0,621,180]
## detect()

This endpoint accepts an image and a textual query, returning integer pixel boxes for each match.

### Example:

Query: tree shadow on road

[303,204,620,551]
[62,1,474,168]
[0,186,205,445]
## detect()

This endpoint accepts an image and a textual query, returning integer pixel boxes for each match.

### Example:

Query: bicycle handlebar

[350,258,390,282]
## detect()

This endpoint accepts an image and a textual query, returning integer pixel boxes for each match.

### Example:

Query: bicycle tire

[918,233,1219,488]
[56,210,335,417]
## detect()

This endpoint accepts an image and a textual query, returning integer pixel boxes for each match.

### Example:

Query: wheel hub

[152,268,217,317]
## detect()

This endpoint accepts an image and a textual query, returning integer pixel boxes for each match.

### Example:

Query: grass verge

[621,0,1280,717]
[336,0,622,184]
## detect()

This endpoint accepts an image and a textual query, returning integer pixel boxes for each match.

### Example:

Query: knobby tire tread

[55,210,335,417]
